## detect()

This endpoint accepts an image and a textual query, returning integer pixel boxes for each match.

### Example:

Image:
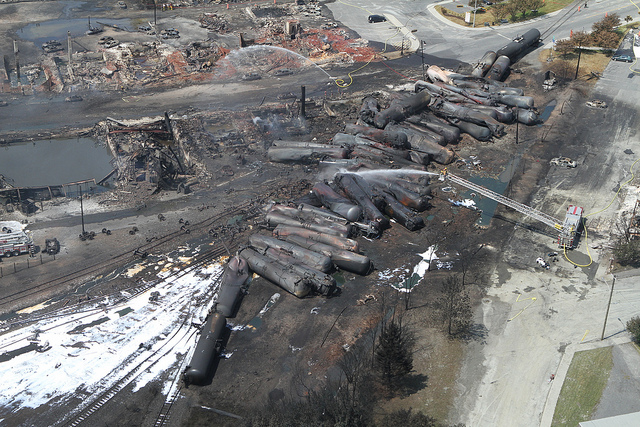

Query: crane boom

[444,172,563,230]
[441,171,582,248]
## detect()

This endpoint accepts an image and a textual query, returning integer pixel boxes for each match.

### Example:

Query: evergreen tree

[376,320,414,391]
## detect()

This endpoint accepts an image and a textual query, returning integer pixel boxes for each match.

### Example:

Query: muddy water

[0,138,113,187]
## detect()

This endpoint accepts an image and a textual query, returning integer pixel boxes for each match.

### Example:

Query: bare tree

[554,39,574,58]
[435,274,472,336]
[490,3,508,23]
[592,13,621,33]
[457,242,486,287]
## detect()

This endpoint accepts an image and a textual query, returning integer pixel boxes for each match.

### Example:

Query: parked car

[274,68,294,76]
[242,72,261,81]
[612,54,633,63]
[368,14,386,23]
[500,19,509,24]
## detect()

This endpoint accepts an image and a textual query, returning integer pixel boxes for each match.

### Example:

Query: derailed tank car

[214,256,249,318]
[183,312,227,385]
[184,256,249,385]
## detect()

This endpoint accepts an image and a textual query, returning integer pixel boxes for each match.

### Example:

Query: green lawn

[551,346,614,426]
[437,0,575,27]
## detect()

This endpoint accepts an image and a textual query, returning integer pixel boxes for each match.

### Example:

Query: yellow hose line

[564,157,640,267]
[333,1,407,87]
[563,222,593,267]
[585,157,640,218]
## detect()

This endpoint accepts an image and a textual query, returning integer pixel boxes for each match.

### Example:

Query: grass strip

[551,346,613,426]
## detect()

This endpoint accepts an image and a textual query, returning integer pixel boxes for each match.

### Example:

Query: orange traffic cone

[570,29,573,37]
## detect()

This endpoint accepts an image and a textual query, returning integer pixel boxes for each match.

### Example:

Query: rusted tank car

[283,234,371,275]
[311,182,362,222]
[239,248,311,298]
[273,225,359,252]
[249,234,333,273]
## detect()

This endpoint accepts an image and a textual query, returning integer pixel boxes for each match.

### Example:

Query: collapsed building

[1,2,375,95]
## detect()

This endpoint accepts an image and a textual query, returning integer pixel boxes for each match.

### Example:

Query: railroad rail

[0,199,262,313]
[56,264,226,427]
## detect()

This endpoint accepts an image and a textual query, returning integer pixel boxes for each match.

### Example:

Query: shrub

[627,316,640,344]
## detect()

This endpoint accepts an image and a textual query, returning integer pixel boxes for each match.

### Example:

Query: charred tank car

[496,29,541,62]
[214,256,249,318]
[183,312,227,385]
[183,256,249,385]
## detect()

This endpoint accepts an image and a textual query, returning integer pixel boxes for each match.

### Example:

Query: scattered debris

[536,257,550,270]
[586,100,607,109]
[550,157,577,168]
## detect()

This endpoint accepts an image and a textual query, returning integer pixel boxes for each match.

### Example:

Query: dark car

[368,14,386,23]
[274,68,294,76]
[500,19,509,24]
[612,54,633,63]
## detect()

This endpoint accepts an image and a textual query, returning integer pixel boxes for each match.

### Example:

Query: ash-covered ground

[3,1,631,427]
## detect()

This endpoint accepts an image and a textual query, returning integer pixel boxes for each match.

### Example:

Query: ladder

[442,171,564,231]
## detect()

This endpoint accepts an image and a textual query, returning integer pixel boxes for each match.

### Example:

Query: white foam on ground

[0,257,223,416]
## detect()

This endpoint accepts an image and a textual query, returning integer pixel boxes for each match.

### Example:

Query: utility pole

[13,40,20,82]
[574,42,582,79]
[515,107,519,144]
[421,40,426,80]
[153,0,157,26]
[601,276,616,340]
[67,31,72,64]
[79,185,86,236]
[473,0,478,27]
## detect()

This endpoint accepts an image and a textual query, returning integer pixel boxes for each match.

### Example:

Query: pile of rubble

[199,13,232,33]
[98,115,199,192]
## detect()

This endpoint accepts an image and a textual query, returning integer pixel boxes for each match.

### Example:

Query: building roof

[579,411,640,427]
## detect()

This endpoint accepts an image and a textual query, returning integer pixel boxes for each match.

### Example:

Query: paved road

[326,0,640,62]
[593,342,640,419]
[454,27,640,427]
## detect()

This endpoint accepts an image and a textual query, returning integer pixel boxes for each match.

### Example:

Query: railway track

[56,256,227,427]
[1,233,232,336]
[0,199,262,312]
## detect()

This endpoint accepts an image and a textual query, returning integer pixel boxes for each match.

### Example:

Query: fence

[0,253,57,278]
